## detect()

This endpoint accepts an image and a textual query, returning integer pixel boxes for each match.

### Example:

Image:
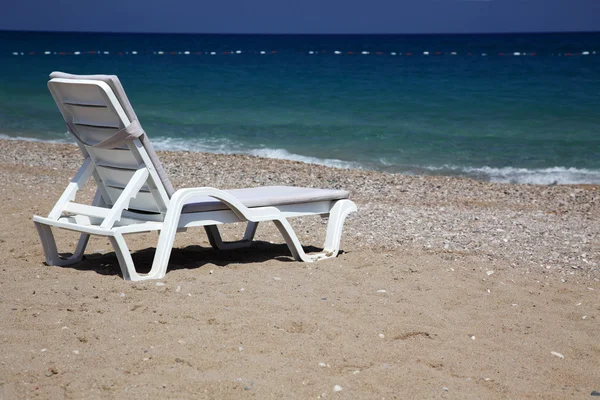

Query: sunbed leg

[33,222,90,266]
[243,221,259,241]
[273,218,315,262]
[322,199,357,257]
[72,233,91,262]
[204,226,220,248]
[109,233,157,281]
[273,199,356,262]
[34,222,61,266]
[204,222,258,250]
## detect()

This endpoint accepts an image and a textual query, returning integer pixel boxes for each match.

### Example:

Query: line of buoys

[9,50,599,56]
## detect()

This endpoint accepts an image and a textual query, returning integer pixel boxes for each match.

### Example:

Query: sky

[1,0,599,34]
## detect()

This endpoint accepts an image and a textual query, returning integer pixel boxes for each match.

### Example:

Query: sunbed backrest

[48,77,171,214]
[48,72,175,196]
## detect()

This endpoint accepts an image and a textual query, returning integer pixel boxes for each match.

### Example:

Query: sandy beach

[0,138,598,399]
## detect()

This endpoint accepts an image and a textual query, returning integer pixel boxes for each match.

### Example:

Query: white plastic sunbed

[32,72,357,281]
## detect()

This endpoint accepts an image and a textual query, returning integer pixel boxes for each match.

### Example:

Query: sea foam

[464,166,600,185]
[151,137,360,170]
[0,133,70,144]
[421,165,600,185]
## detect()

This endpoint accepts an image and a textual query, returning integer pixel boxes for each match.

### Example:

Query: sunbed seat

[182,186,349,213]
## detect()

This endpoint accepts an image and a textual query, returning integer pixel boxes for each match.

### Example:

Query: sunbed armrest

[48,158,95,220]
[169,187,252,221]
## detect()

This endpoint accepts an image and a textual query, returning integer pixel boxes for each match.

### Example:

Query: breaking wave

[419,165,600,185]
[150,137,362,170]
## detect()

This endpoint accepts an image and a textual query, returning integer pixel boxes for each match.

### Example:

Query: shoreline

[2,136,600,186]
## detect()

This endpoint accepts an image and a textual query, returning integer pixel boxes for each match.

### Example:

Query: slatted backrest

[48,78,170,214]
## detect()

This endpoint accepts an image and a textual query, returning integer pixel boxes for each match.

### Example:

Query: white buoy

[158,51,164,55]
[74,51,81,55]
[184,51,190,55]
[260,51,266,54]
[451,51,457,55]
[482,52,487,56]
[423,51,429,55]
[513,52,521,56]
[103,51,109,54]
[12,52,18,55]
[132,51,137,55]
[334,50,341,54]
[390,52,396,55]
[361,51,369,55]
[582,51,590,55]
[44,51,51,55]
[236,50,242,54]
[211,51,216,55]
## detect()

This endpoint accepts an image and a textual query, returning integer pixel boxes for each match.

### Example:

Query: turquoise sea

[1,31,599,184]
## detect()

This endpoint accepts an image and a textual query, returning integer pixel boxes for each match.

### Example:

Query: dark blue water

[1,31,599,184]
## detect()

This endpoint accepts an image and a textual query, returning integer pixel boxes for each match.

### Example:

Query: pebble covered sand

[2,139,598,278]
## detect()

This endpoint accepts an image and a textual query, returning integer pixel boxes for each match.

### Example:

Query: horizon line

[1,29,599,36]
